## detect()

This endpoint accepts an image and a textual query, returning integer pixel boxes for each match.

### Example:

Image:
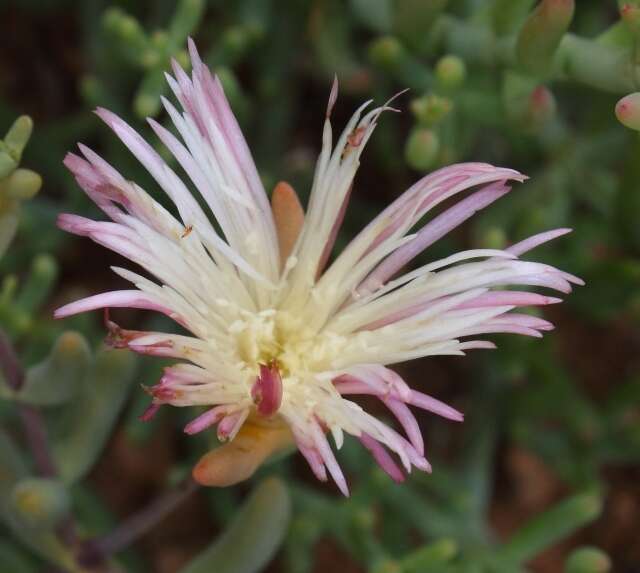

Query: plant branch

[0,327,57,476]
[0,328,24,390]
[77,478,199,567]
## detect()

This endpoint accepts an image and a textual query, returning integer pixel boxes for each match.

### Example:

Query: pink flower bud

[616,93,640,130]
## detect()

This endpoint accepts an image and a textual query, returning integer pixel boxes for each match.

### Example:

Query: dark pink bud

[251,361,283,417]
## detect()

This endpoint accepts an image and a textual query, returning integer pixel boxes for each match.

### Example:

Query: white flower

[56,40,581,495]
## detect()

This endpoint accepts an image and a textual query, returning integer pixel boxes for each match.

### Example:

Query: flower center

[231,309,320,379]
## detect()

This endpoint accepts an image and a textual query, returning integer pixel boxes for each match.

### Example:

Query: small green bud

[616,92,640,130]
[565,546,611,573]
[10,478,70,530]
[410,94,453,126]
[405,128,440,171]
[481,227,508,249]
[140,49,161,70]
[516,0,575,76]
[435,55,466,89]
[104,8,140,39]
[368,36,406,70]
[0,168,42,200]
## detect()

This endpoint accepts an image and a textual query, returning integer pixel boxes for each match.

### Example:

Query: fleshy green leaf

[0,539,39,573]
[494,492,602,567]
[0,332,91,406]
[3,116,33,160]
[0,205,19,259]
[180,477,291,573]
[50,347,137,483]
[0,432,75,569]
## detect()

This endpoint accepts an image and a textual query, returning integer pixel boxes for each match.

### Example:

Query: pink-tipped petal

[359,433,405,483]
[326,75,339,119]
[54,290,172,319]
[360,181,511,293]
[384,398,424,455]
[217,409,249,442]
[458,340,497,350]
[184,406,228,435]
[455,291,562,310]
[507,228,572,256]
[311,421,349,496]
[409,390,464,422]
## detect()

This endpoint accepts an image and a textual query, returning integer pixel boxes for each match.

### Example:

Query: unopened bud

[435,55,466,89]
[405,128,440,172]
[565,546,611,573]
[516,0,575,76]
[10,478,70,530]
[410,94,453,126]
[368,36,406,70]
[616,93,640,130]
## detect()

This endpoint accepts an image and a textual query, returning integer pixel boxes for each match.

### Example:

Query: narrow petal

[359,433,405,483]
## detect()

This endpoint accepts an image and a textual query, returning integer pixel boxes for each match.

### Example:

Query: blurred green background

[1,0,639,571]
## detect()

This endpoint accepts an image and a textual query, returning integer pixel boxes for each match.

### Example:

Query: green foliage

[0,116,41,259]
[50,347,137,484]
[103,0,205,118]
[180,477,291,573]
[0,332,90,406]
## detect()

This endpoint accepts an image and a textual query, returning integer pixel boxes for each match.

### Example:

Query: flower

[56,40,581,495]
